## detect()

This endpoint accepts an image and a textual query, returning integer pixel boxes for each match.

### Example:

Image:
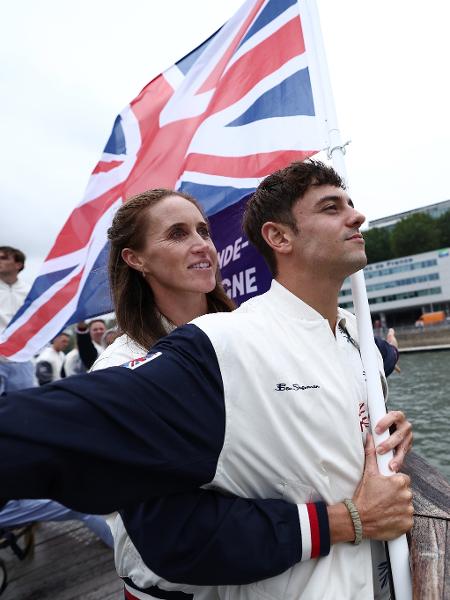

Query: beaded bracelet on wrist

[343,498,363,545]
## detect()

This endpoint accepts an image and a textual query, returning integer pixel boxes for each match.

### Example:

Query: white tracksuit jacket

[93,281,388,600]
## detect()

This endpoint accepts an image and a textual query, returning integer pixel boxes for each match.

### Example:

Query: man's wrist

[327,502,357,545]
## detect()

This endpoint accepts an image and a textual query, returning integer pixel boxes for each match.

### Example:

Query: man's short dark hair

[0,246,26,272]
[243,160,345,275]
[51,332,71,343]
[89,319,106,330]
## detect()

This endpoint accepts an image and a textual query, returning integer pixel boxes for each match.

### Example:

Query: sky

[1,0,449,285]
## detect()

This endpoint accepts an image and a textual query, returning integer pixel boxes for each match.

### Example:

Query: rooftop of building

[369,198,450,229]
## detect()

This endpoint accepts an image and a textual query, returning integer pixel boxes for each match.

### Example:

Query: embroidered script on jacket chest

[274,383,320,391]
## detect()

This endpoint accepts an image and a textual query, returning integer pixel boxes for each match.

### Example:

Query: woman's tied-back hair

[243,160,345,275]
[108,188,234,350]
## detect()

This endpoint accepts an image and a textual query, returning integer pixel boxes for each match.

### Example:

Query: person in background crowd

[375,327,400,374]
[63,343,86,377]
[101,327,120,349]
[64,319,107,376]
[35,332,70,385]
[0,246,35,394]
[76,319,106,369]
[386,327,400,372]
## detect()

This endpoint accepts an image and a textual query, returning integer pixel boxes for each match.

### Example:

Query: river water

[387,349,450,481]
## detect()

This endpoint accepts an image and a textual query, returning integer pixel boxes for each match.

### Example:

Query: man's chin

[356,254,368,271]
[353,247,367,266]
[343,253,367,277]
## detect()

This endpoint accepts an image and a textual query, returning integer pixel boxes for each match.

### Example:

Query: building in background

[340,251,450,327]
[340,200,450,327]
[369,199,450,232]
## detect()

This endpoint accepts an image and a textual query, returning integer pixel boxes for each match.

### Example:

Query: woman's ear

[260,222,295,256]
[121,248,144,271]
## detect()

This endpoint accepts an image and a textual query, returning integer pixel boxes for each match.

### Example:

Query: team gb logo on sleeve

[122,352,162,370]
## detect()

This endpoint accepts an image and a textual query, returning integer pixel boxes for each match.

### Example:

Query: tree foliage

[364,227,393,263]
[437,210,450,248]
[365,209,450,262]
[391,213,440,258]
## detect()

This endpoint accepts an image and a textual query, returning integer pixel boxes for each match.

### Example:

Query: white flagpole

[300,1,413,598]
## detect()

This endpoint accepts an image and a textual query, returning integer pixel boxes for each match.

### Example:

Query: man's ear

[261,221,295,256]
[121,248,144,271]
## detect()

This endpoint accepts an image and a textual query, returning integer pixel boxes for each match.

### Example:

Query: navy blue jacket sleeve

[121,492,304,586]
[0,323,331,584]
[374,338,399,377]
[0,325,225,513]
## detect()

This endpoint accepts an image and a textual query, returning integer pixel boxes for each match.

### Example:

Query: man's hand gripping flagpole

[300,1,413,597]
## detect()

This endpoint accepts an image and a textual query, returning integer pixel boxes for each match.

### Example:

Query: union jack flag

[1,0,329,361]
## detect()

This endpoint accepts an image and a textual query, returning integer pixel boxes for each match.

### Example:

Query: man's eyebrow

[316,195,354,208]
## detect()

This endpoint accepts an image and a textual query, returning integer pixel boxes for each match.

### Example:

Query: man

[35,331,70,385]
[0,246,35,394]
[0,162,413,599]
[64,319,106,376]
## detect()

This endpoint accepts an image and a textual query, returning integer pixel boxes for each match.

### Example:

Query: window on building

[364,259,438,279]
[367,287,442,305]
[366,273,439,292]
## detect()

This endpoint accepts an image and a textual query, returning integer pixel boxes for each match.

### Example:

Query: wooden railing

[402,452,450,599]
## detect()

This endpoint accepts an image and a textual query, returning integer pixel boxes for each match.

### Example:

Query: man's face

[0,252,22,279]
[53,334,70,352]
[89,321,106,344]
[288,184,366,278]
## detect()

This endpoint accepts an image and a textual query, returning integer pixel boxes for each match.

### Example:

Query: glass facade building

[339,248,450,326]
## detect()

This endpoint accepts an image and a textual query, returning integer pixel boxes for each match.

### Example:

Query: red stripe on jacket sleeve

[306,502,321,558]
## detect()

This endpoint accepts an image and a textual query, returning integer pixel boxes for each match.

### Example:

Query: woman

[92,188,234,371]
[92,188,238,599]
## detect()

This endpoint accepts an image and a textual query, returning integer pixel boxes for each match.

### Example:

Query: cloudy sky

[2,0,449,285]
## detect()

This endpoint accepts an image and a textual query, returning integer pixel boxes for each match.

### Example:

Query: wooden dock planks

[0,520,122,599]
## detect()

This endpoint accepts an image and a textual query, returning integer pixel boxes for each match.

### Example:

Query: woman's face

[125,195,218,297]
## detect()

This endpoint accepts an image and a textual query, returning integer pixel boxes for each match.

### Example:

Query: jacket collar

[269,280,348,331]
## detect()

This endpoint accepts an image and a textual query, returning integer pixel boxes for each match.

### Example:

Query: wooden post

[402,452,450,599]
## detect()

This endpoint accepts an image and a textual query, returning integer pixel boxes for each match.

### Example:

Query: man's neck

[153,290,209,327]
[276,271,343,331]
[0,273,19,286]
